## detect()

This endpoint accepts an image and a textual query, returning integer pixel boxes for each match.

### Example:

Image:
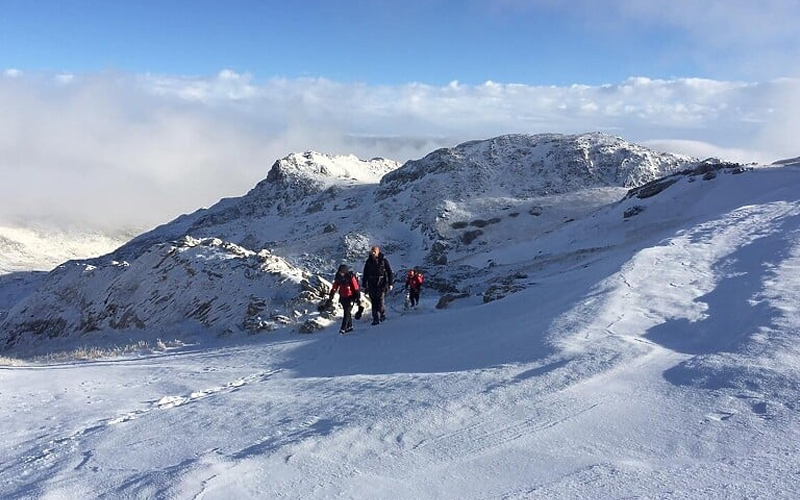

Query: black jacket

[362,253,393,291]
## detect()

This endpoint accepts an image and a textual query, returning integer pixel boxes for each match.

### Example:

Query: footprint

[734,394,774,420]
[706,410,735,421]
[751,401,773,420]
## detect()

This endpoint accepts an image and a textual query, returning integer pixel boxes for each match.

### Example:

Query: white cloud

[0,70,797,230]
[641,139,766,164]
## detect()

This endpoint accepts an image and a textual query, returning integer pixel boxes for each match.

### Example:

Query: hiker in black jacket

[362,245,393,325]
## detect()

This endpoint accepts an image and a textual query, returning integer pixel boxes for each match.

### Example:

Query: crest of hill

[114,152,400,261]
[260,150,398,188]
[378,133,693,201]
[197,150,397,222]
[372,133,696,244]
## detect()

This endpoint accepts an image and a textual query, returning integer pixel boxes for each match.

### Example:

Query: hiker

[362,245,393,325]
[327,264,361,334]
[404,268,424,308]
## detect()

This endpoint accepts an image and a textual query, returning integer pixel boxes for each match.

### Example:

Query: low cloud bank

[1,70,797,230]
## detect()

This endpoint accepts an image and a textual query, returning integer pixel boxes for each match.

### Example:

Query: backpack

[406,270,423,289]
[333,269,360,299]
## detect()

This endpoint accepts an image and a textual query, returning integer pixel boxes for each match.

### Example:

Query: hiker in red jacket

[405,268,423,308]
[328,264,361,334]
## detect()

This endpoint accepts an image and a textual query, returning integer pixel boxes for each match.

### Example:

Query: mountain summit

[378,132,691,200]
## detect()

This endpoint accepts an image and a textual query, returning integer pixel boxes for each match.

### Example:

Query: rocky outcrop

[0,237,330,350]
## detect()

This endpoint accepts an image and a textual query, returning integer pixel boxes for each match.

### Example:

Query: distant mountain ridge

[0,223,135,274]
[378,132,691,200]
[375,132,694,249]
[1,132,712,352]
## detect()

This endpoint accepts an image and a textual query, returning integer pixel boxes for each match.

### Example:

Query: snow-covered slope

[0,133,698,352]
[1,159,799,499]
[774,155,800,167]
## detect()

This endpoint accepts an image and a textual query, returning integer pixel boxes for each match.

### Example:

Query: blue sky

[1,1,800,230]
[3,0,792,85]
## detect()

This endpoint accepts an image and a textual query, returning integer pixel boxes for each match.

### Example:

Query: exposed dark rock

[427,240,449,265]
[626,159,748,201]
[482,273,529,303]
[461,230,483,244]
[470,218,502,228]
[627,178,680,199]
[483,283,526,303]
[624,206,646,218]
[436,292,470,309]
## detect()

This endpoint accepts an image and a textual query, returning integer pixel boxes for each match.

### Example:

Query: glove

[354,304,364,320]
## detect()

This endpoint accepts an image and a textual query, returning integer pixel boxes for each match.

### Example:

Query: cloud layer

[1,70,797,230]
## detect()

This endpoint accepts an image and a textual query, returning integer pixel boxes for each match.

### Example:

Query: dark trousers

[409,287,420,307]
[339,296,356,330]
[367,287,386,321]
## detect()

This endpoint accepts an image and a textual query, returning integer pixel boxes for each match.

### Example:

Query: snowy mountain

[0,133,700,352]
[375,132,694,263]
[2,133,800,498]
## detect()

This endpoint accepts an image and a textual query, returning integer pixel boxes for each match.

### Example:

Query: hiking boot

[339,328,347,334]
[345,326,353,333]
[371,319,380,326]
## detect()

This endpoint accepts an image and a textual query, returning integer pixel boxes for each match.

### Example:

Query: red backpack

[406,270,423,289]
